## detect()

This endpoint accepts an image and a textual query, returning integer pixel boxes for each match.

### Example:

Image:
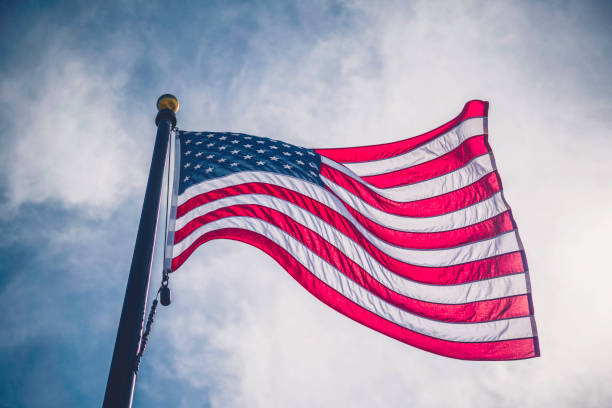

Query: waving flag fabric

[170,100,539,360]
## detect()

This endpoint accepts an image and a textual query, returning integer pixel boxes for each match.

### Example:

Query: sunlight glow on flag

[170,100,539,361]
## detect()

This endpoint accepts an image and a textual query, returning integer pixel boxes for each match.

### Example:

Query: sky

[1,0,611,407]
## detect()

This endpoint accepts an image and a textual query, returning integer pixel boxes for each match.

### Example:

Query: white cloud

[0,49,149,216]
[3,0,611,406]
[151,1,612,407]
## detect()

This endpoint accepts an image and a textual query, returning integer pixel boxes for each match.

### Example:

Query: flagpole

[102,94,179,408]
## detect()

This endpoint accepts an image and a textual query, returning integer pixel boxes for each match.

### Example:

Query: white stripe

[341,117,486,176]
[322,153,496,202]
[178,171,323,206]
[175,193,518,268]
[324,180,508,233]
[172,216,533,342]
[178,171,506,233]
[175,198,525,304]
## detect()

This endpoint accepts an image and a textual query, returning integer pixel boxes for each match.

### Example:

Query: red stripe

[361,135,489,188]
[174,205,529,322]
[320,165,501,217]
[177,180,513,250]
[315,100,488,163]
[176,186,524,284]
[346,207,515,249]
[172,228,538,360]
[175,205,524,285]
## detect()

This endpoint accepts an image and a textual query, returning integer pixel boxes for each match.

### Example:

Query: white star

[243,154,252,159]
[205,167,213,173]
[219,146,227,150]
[282,152,292,156]
[244,144,253,148]
[195,141,203,145]
[270,156,279,161]
[282,143,290,148]
[219,136,227,140]
[256,161,265,165]
[256,149,266,154]
[185,139,191,144]
[206,154,215,159]
[231,149,240,154]
[270,145,278,149]
[296,160,304,165]
[307,151,315,156]
[256,140,265,144]
[194,164,201,170]
[207,143,215,147]
[183,176,190,182]
[230,162,239,167]
[218,158,227,163]
[308,162,317,168]
[295,151,303,156]
[184,162,191,168]
[309,171,317,177]
[283,164,292,169]
[244,136,252,139]
[195,132,202,136]
[231,140,240,144]
[184,150,192,156]
[206,134,215,138]
[195,152,203,157]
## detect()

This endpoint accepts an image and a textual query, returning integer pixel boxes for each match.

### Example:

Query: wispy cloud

[1,1,611,407]
[0,55,147,214]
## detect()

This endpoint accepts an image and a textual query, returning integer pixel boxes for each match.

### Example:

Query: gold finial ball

[156,94,179,113]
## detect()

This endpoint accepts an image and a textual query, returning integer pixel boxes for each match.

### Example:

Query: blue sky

[1,1,611,407]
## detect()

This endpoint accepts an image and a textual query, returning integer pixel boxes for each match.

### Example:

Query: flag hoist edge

[168,100,540,361]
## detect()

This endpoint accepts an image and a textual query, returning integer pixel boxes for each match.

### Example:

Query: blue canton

[177,131,323,194]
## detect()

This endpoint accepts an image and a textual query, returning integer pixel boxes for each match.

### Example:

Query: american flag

[169,100,539,360]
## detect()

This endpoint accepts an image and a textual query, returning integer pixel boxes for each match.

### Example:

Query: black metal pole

[103,95,179,408]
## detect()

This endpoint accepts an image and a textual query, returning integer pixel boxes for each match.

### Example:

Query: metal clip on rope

[160,271,172,306]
